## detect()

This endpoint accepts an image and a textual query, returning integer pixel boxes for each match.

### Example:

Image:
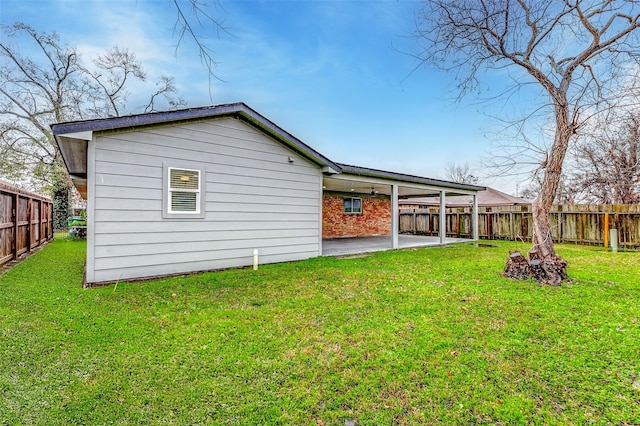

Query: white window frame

[343,197,363,214]
[163,163,206,219]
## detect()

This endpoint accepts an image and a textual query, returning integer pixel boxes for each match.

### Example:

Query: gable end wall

[88,116,322,283]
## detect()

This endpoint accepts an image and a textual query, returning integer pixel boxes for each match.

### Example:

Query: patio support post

[472,193,479,240]
[439,190,446,244]
[391,184,399,249]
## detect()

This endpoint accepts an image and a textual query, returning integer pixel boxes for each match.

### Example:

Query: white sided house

[53,103,484,285]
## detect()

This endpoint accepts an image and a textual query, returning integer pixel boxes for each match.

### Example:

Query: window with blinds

[168,167,201,213]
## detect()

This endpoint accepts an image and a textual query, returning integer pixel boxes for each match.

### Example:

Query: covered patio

[322,234,472,257]
[321,164,484,256]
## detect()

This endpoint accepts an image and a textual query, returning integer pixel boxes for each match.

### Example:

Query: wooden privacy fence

[0,182,53,266]
[400,204,640,248]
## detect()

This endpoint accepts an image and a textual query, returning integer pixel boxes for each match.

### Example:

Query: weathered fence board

[400,204,640,248]
[0,183,53,266]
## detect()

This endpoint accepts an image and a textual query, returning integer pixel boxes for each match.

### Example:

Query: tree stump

[503,251,530,280]
[503,250,568,286]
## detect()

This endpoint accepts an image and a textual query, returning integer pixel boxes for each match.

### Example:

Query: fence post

[413,209,417,233]
[604,212,609,247]
[521,205,529,241]
[38,199,43,244]
[26,198,32,252]
[610,229,618,252]
[49,201,54,239]
[12,193,18,262]
[509,212,514,240]
[557,212,562,242]
[430,212,434,235]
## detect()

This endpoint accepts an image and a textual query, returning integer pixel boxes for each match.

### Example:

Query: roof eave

[337,163,486,192]
[233,106,341,172]
[50,102,341,172]
[50,103,248,136]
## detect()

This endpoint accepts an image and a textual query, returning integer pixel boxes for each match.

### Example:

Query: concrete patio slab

[322,234,472,257]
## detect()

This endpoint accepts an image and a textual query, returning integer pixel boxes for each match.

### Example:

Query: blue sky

[1,0,526,193]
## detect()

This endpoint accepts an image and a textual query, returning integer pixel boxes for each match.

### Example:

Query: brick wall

[322,192,391,238]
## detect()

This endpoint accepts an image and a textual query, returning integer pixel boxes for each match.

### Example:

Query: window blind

[168,168,200,213]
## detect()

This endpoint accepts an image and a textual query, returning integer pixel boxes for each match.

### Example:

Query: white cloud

[74,2,170,62]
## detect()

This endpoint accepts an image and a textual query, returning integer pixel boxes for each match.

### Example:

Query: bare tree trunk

[504,118,570,285]
[531,202,554,257]
[532,119,573,257]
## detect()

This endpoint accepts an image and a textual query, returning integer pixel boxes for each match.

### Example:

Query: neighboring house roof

[51,102,486,198]
[400,187,530,207]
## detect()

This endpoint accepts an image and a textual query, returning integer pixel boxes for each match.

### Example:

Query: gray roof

[52,102,341,172]
[51,102,486,198]
[338,163,485,192]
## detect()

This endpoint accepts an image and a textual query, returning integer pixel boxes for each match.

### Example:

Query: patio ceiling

[322,175,475,198]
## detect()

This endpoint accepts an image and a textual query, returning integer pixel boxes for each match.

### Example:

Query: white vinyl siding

[87,116,322,283]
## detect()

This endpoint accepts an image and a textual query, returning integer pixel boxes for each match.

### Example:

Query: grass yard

[1,239,639,425]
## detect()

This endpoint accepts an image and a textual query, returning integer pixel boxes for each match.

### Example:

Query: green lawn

[1,240,638,425]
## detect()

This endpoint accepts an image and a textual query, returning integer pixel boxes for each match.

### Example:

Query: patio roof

[323,163,484,198]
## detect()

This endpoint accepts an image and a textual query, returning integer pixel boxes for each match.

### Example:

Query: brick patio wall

[322,192,391,238]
